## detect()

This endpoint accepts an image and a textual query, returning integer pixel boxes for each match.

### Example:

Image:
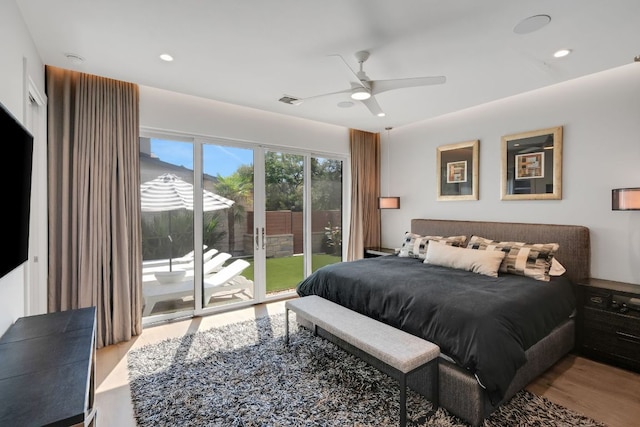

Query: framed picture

[437,140,478,201]
[515,152,544,179]
[501,126,562,200]
[447,160,467,183]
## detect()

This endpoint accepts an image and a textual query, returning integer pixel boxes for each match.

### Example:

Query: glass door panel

[264,151,305,298]
[140,137,195,318]
[201,143,256,309]
[311,157,343,272]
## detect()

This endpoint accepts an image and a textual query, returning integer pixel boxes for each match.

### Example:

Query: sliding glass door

[262,150,305,298]
[261,151,344,299]
[140,137,196,318]
[199,142,256,309]
[140,133,344,321]
[311,156,343,273]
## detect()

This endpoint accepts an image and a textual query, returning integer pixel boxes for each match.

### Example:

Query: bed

[296,219,590,426]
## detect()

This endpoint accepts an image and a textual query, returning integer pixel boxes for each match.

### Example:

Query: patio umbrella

[140,173,235,270]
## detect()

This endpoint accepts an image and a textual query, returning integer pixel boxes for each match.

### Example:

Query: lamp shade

[379,196,400,209]
[612,188,640,210]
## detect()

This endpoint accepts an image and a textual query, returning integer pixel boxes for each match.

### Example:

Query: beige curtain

[347,129,381,261]
[46,65,142,348]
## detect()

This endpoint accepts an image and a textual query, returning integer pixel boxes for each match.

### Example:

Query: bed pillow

[398,232,467,259]
[550,258,566,276]
[424,241,506,277]
[467,235,559,282]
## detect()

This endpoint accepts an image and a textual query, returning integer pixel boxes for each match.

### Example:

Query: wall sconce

[612,188,640,210]
[378,196,400,209]
[380,127,400,209]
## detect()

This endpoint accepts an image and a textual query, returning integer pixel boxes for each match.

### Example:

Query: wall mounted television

[0,101,34,279]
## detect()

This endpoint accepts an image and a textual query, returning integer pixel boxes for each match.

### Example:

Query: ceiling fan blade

[303,88,352,101]
[329,54,367,89]
[361,95,385,117]
[371,76,446,95]
[279,88,351,105]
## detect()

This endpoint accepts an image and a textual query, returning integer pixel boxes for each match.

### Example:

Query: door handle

[262,227,266,250]
[255,227,259,250]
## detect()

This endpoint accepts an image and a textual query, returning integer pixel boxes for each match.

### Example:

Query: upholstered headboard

[411,219,590,284]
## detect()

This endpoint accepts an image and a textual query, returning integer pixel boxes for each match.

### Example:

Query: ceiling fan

[279,50,446,117]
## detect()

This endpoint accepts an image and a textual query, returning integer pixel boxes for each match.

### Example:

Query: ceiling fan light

[351,87,371,100]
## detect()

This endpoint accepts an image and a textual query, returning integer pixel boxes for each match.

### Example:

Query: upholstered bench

[285,295,440,426]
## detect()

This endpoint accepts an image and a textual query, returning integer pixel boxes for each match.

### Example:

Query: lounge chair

[142,257,252,316]
[142,245,211,273]
[176,248,220,271]
[203,259,252,302]
[201,252,232,275]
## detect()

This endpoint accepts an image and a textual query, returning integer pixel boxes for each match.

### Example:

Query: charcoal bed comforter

[296,255,576,403]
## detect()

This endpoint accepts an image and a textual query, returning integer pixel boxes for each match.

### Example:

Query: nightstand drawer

[583,307,640,362]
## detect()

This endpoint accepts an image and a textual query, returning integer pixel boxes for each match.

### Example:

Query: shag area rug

[128,314,605,426]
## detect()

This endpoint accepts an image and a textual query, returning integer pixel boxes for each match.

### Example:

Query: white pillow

[424,241,506,278]
[550,258,566,276]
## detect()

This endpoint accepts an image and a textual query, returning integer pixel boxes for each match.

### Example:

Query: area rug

[128,314,605,426]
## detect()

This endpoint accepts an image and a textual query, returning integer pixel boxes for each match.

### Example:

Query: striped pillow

[467,235,559,282]
[398,232,467,259]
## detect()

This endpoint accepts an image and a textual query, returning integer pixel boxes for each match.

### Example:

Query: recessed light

[377,112,386,117]
[553,49,572,58]
[65,53,85,64]
[513,15,551,35]
[159,53,174,62]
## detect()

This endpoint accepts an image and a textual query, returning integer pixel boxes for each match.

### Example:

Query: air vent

[279,95,302,105]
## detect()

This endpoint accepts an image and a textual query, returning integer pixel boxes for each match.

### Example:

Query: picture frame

[515,152,544,179]
[501,126,562,200]
[437,140,478,201]
[447,160,467,183]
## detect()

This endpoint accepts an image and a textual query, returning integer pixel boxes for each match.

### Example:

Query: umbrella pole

[168,213,173,271]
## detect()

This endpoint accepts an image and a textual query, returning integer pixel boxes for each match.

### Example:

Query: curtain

[347,129,381,261]
[46,65,142,348]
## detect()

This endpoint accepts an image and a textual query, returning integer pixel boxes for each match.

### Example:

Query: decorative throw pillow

[398,232,467,260]
[467,235,559,282]
[549,258,566,276]
[424,241,506,277]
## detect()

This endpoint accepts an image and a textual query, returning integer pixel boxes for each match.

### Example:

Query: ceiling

[16,0,640,133]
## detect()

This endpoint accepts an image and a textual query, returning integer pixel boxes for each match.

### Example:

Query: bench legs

[285,307,290,345]
[400,374,407,426]
[400,359,438,427]
[284,310,439,426]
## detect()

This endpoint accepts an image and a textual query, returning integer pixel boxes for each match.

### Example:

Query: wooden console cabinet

[0,307,97,426]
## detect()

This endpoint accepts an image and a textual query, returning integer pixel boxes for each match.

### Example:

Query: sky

[151,139,254,177]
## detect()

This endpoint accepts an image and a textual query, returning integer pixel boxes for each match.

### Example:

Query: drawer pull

[590,296,603,304]
[616,331,640,343]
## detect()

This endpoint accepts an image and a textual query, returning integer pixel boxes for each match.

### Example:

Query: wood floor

[96,300,640,426]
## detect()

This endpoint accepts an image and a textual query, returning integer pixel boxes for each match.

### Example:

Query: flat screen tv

[0,101,34,279]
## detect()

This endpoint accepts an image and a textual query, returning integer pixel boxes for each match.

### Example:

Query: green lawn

[242,254,342,292]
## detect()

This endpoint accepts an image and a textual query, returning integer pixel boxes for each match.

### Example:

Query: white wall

[0,1,45,333]
[381,63,640,284]
[140,86,350,156]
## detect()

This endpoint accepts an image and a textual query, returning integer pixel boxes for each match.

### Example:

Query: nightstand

[576,278,640,373]
[364,247,396,258]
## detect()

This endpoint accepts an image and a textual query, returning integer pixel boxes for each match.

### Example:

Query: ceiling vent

[279,95,302,105]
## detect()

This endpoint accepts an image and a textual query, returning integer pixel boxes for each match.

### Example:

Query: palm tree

[214,171,253,255]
